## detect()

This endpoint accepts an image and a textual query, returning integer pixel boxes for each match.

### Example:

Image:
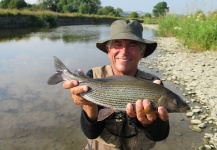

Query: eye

[112,43,122,49]
[129,43,138,49]
[173,99,178,106]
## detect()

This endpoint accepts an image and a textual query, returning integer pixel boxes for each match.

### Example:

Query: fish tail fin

[53,56,70,73]
[47,72,64,85]
[47,56,72,85]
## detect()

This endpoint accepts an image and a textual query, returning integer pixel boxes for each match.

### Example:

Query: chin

[117,67,130,74]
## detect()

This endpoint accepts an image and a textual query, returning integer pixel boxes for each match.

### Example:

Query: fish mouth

[180,106,191,112]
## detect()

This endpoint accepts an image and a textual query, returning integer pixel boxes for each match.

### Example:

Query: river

[0,25,204,150]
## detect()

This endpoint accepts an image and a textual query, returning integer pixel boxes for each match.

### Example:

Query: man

[63,20,169,150]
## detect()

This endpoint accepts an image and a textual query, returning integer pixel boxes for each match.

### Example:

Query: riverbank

[0,14,117,29]
[143,24,217,149]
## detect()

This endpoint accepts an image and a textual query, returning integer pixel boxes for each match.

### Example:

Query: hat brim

[96,37,157,58]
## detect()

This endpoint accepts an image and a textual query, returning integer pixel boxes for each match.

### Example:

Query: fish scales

[47,56,191,113]
[80,76,167,111]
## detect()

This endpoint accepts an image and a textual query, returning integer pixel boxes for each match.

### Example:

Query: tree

[97,6,122,17]
[41,0,59,11]
[144,13,152,18]
[0,0,11,8]
[100,6,115,15]
[129,12,139,18]
[1,0,27,9]
[9,0,27,9]
[79,0,100,14]
[54,0,101,14]
[153,1,168,17]
[115,7,123,17]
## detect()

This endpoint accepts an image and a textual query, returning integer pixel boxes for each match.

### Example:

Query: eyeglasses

[110,41,140,52]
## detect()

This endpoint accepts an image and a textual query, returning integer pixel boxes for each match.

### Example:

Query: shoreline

[142,24,217,148]
[156,37,217,122]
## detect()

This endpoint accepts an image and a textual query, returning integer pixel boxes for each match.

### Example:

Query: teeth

[117,58,129,61]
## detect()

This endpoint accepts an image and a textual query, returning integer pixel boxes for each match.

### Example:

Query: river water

[0,25,203,150]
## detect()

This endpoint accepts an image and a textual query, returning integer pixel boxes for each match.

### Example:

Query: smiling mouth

[116,58,131,62]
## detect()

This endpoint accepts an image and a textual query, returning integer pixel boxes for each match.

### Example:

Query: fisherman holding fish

[61,20,172,149]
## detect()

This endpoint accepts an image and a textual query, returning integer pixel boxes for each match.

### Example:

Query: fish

[47,56,190,120]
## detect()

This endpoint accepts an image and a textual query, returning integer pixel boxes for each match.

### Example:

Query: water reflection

[0,25,102,43]
[0,25,114,150]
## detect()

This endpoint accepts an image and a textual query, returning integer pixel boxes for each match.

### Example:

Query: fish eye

[173,99,178,106]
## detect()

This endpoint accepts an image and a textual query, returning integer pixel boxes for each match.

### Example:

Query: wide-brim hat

[96,20,157,57]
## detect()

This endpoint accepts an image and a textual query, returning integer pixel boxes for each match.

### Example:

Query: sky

[26,0,217,15]
[99,0,217,14]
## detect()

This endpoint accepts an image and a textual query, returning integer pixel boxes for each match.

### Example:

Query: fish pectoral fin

[158,96,168,107]
[97,108,115,121]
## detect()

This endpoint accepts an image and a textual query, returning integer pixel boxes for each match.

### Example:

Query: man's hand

[63,74,98,122]
[126,79,169,126]
[126,99,168,126]
[63,80,92,106]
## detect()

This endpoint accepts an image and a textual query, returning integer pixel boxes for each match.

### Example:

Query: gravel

[142,24,217,149]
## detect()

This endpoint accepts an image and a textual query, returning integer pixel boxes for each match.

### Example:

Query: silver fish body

[48,56,190,113]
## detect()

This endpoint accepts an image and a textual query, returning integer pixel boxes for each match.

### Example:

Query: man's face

[107,39,144,76]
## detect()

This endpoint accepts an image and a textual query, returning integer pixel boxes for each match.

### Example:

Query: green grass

[157,12,217,51]
[143,18,158,24]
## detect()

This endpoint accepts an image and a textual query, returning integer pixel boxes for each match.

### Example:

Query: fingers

[158,106,169,121]
[74,69,85,76]
[63,80,91,106]
[136,99,155,125]
[63,80,78,89]
[142,100,156,122]
[126,103,136,117]
[70,85,88,95]
[153,79,161,85]
[127,99,169,126]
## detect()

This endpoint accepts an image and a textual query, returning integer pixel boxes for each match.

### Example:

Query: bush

[158,13,217,51]
[30,13,58,27]
[129,12,138,18]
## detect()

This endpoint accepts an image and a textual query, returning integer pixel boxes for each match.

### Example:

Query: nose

[119,46,128,54]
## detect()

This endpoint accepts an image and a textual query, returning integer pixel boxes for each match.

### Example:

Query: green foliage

[144,13,152,18]
[99,6,114,15]
[79,2,98,14]
[0,0,121,17]
[158,13,217,51]
[0,0,10,8]
[9,0,27,9]
[116,8,123,17]
[54,0,100,14]
[194,10,206,20]
[153,1,168,17]
[29,13,58,27]
[157,15,179,36]
[129,11,138,18]
[0,0,27,9]
[97,6,122,17]
[41,0,58,11]
[143,18,158,24]
[208,10,217,20]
